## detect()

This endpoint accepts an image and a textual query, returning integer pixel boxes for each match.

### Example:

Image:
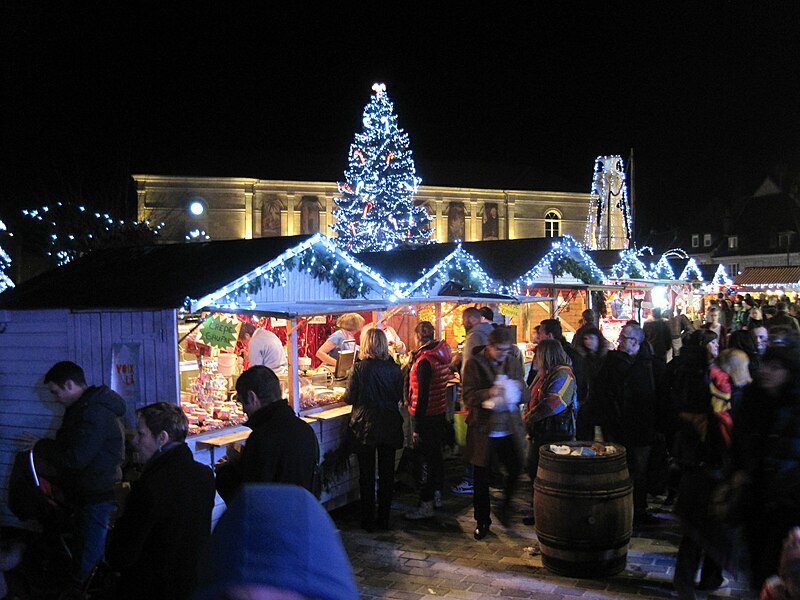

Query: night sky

[2,4,799,241]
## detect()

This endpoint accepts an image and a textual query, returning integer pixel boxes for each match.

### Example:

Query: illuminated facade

[133,175,594,244]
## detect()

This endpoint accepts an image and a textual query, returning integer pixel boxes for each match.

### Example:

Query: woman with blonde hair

[316,312,366,367]
[343,328,404,531]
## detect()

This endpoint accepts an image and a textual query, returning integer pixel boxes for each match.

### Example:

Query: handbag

[531,404,576,442]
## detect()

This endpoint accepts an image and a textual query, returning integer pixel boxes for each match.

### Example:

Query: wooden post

[287,317,300,414]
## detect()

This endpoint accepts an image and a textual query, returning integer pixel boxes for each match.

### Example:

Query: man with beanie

[193,483,358,600]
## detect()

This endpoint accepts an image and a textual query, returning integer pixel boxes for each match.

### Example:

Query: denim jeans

[73,500,116,584]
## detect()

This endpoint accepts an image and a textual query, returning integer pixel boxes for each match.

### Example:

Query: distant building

[684,176,800,279]
[133,174,595,244]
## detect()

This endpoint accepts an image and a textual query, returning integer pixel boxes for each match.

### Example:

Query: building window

[482,202,499,240]
[778,231,794,249]
[544,210,561,238]
[446,202,466,242]
[729,263,740,276]
[299,196,320,234]
[728,235,738,250]
[691,234,699,248]
[703,233,712,247]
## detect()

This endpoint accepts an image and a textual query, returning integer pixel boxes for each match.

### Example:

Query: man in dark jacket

[108,403,215,600]
[28,361,125,590]
[595,323,667,525]
[217,365,318,503]
[643,307,672,361]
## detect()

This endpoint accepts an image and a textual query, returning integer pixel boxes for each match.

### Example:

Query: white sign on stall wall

[112,342,142,427]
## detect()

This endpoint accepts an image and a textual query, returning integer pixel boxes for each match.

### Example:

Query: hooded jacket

[408,339,452,418]
[35,384,125,504]
[193,483,358,600]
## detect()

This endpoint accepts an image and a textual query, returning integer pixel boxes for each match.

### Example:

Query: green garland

[550,255,603,285]
[238,246,368,300]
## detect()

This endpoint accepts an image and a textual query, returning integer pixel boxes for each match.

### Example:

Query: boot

[404,500,434,520]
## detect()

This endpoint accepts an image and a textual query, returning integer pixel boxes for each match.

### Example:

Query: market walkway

[329,453,757,600]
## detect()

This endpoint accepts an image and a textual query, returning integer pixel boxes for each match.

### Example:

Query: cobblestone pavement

[329,455,758,600]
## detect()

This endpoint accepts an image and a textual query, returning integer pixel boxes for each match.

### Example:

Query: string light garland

[330,82,434,252]
[400,244,493,297]
[186,229,211,241]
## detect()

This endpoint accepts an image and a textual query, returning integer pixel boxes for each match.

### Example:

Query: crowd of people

[9,292,800,599]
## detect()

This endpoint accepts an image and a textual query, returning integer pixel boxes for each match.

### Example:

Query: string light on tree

[0,220,14,293]
[18,203,164,267]
[331,82,435,252]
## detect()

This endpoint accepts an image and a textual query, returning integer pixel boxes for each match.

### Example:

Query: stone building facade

[133,174,594,244]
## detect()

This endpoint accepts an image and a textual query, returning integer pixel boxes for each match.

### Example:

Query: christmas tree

[331,82,434,252]
[0,220,14,292]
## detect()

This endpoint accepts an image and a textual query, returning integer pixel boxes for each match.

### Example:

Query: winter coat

[35,385,125,504]
[217,400,318,501]
[596,343,666,448]
[408,340,452,417]
[462,346,526,467]
[107,443,215,600]
[344,357,404,449]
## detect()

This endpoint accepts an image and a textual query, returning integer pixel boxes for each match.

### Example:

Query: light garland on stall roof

[679,258,704,282]
[505,235,606,295]
[401,244,492,297]
[649,254,677,280]
[187,233,399,312]
[608,247,651,280]
[711,264,733,287]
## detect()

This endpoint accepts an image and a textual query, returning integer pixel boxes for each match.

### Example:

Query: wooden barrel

[534,442,633,578]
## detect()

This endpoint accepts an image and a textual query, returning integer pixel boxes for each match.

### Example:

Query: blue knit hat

[193,483,358,600]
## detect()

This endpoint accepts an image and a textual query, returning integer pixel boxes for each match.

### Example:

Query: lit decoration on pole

[331,82,434,252]
[584,155,633,250]
[0,220,14,292]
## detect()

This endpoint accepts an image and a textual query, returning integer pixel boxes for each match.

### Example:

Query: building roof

[734,266,800,288]
[0,235,315,310]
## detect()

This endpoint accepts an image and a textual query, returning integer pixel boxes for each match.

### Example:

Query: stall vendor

[362,320,407,356]
[316,313,365,367]
[241,323,287,372]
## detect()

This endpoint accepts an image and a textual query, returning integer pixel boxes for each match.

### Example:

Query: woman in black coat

[344,328,404,531]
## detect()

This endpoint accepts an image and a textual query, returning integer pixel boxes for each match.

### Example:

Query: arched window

[544,210,561,238]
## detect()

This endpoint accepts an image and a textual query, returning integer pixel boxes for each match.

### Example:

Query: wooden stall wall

[0,308,179,528]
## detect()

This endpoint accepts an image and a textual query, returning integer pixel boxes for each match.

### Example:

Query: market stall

[0,233,403,523]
